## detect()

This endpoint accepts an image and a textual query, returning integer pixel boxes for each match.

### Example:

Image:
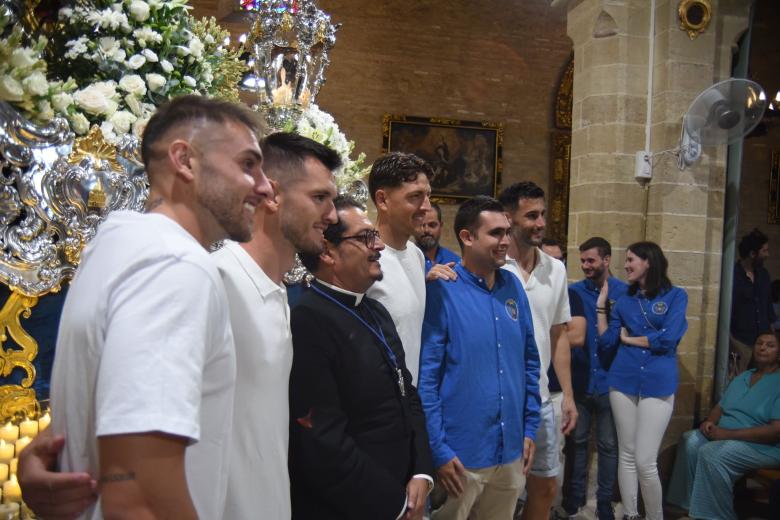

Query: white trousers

[609,390,674,520]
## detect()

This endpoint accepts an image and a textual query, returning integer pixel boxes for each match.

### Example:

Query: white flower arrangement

[0,14,76,124]
[0,0,245,143]
[285,104,369,187]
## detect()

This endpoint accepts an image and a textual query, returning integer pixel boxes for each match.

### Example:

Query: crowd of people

[9,95,780,520]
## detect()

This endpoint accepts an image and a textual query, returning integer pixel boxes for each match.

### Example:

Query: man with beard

[368,153,457,384]
[291,196,433,519]
[731,228,776,374]
[38,96,273,519]
[414,203,460,273]
[560,237,627,520]
[498,181,577,520]
[214,132,340,519]
[419,196,541,519]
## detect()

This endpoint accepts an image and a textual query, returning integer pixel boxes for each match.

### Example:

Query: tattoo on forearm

[100,472,136,484]
[145,197,164,212]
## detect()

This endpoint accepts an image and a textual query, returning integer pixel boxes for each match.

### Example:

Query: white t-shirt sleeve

[552,262,572,326]
[95,258,221,442]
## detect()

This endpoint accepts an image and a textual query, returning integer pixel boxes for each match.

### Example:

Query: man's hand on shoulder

[436,456,466,497]
[426,262,457,282]
[18,428,97,519]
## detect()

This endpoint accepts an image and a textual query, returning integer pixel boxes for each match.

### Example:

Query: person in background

[542,237,566,265]
[419,196,540,519]
[597,241,688,520]
[561,237,628,520]
[414,202,460,273]
[731,228,774,375]
[667,331,780,520]
[771,280,780,331]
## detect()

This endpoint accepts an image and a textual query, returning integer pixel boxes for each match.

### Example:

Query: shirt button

[640,366,645,370]
[498,343,502,348]
[501,422,505,426]
[501,396,504,400]
[500,370,504,374]
[495,317,499,321]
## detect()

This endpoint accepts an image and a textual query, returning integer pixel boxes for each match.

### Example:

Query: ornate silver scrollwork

[0,101,148,296]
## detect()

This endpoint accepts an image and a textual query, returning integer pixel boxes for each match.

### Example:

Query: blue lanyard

[310,284,400,371]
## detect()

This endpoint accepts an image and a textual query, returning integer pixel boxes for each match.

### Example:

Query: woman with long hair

[596,241,688,520]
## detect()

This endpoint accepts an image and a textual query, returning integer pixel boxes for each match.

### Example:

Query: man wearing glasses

[291,196,433,520]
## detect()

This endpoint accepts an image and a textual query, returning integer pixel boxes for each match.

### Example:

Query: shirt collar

[456,263,502,292]
[316,279,364,306]
[222,241,286,300]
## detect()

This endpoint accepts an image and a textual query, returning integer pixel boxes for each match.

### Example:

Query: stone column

[565,0,750,456]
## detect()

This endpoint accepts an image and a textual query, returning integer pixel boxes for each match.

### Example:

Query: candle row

[0,412,50,444]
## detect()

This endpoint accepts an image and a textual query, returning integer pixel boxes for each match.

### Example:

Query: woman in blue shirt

[596,241,688,520]
[666,331,780,520]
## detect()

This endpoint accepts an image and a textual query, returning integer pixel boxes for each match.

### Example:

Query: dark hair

[579,236,612,258]
[368,152,433,202]
[261,132,342,185]
[498,181,545,213]
[141,95,261,170]
[626,241,672,298]
[737,228,769,259]
[542,237,562,248]
[299,195,364,273]
[430,202,443,222]
[454,196,506,249]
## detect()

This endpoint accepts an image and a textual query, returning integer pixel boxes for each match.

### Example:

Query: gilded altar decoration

[548,56,573,244]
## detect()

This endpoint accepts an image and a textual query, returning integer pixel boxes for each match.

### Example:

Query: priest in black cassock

[290,196,434,520]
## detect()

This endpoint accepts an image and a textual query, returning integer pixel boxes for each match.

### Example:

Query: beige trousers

[432,457,526,520]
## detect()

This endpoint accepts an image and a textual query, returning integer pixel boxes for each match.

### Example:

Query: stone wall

[191,0,573,249]
[565,0,751,471]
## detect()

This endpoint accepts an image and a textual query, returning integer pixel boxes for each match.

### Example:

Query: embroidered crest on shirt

[505,299,519,321]
[652,301,668,315]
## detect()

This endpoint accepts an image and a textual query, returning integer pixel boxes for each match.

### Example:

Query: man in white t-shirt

[28,96,273,519]
[499,181,578,520]
[366,153,456,383]
[214,132,340,519]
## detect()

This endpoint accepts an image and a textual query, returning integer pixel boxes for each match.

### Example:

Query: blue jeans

[563,393,618,513]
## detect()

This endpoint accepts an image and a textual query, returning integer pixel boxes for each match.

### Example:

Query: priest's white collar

[316,279,364,306]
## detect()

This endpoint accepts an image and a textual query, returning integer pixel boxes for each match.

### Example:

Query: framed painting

[382,115,503,202]
[770,150,780,224]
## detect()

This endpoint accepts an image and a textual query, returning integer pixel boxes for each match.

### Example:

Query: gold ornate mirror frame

[678,0,712,40]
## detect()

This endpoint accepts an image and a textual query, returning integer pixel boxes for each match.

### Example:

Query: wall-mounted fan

[678,78,767,169]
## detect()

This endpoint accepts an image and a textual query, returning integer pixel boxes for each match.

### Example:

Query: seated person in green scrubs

[666,331,780,520]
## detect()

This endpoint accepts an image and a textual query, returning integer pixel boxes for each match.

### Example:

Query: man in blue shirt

[563,237,627,520]
[419,196,541,519]
[414,202,460,273]
[731,228,775,375]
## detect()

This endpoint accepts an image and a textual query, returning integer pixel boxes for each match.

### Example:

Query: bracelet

[596,310,607,314]
[596,306,606,311]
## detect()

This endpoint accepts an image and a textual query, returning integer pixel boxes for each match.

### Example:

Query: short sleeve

[568,288,585,318]
[95,258,224,442]
[553,265,572,325]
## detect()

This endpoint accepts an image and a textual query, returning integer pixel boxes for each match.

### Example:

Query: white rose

[188,38,204,59]
[118,74,147,96]
[69,112,90,134]
[129,1,150,22]
[73,83,115,115]
[124,94,143,116]
[159,59,174,74]
[0,77,24,102]
[127,54,146,70]
[145,73,166,93]
[51,92,73,113]
[58,7,73,19]
[22,72,49,97]
[109,110,136,134]
[100,121,117,144]
[98,37,118,53]
[133,115,151,138]
[37,100,54,122]
[93,81,118,99]
[182,75,197,88]
[10,48,38,69]
[142,49,158,63]
[110,48,127,63]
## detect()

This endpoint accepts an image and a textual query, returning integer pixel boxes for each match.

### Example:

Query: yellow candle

[18,418,37,439]
[0,442,12,464]
[9,459,16,476]
[14,437,30,456]
[0,424,18,444]
[38,412,51,431]
[0,464,7,482]
[2,474,20,504]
